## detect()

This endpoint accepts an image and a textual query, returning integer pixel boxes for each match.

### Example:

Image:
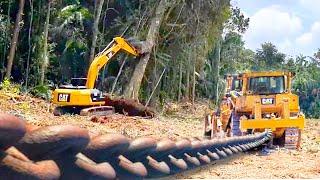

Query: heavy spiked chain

[0,113,272,179]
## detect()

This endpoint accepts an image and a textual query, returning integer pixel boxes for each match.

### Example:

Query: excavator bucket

[126,38,148,53]
[114,37,140,56]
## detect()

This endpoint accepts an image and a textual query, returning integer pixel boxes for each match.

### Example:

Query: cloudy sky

[232,0,320,57]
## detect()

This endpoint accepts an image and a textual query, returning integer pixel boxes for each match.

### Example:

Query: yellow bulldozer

[204,71,305,149]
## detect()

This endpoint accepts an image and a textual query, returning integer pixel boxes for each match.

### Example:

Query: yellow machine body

[237,71,305,136]
[52,89,104,106]
[204,71,305,148]
[51,37,140,114]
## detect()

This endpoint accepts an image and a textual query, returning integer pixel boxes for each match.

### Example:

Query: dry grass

[0,92,206,139]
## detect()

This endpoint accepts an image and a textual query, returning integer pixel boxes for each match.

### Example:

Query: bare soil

[0,92,319,179]
[174,119,320,179]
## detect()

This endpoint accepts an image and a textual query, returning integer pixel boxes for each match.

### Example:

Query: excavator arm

[86,37,140,89]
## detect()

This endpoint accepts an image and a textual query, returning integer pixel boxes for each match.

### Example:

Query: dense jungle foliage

[0,0,319,117]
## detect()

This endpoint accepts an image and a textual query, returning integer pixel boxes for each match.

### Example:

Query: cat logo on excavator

[204,71,305,149]
[58,93,70,102]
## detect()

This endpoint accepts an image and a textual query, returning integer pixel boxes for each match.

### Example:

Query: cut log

[105,96,155,117]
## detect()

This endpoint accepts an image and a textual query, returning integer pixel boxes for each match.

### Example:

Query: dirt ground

[0,92,319,179]
[174,119,320,179]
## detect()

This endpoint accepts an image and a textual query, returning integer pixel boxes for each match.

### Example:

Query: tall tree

[211,37,221,104]
[40,1,51,85]
[220,6,250,74]
[254,42,286,70]
[124,0,170,100]
[1,0,12,80]
[5,0,25,78]
[89,0,104,62]
[25,0,33,88]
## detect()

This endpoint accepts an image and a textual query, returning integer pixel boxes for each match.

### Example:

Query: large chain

[0,113,272,179]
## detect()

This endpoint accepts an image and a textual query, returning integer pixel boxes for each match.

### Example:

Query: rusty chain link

[0,113,272,179]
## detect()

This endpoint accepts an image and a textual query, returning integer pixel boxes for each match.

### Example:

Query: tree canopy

[0,0,319,117]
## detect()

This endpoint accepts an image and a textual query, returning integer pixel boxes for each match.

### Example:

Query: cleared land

[1,92,319,179]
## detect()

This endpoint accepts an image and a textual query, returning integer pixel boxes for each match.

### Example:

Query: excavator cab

[71,78,87,87]
[59,78,87,89]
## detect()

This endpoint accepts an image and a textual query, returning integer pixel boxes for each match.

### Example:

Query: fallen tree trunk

[105,95,155,117]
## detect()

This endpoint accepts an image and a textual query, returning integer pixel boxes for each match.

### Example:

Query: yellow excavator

[51,37,140,116]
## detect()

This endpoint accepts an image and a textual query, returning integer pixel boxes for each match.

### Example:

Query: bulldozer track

[0,113,272,179]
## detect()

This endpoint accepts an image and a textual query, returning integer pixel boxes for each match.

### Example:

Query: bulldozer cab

[242,71,294,95]
[247,76,285,95]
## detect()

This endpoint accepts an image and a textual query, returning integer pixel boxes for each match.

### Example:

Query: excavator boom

[86,37,139,89]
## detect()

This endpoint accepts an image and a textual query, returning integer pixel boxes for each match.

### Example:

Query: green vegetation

[0,0,319,117]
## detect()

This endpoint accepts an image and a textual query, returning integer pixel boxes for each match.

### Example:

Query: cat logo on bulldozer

[261,98,274,105]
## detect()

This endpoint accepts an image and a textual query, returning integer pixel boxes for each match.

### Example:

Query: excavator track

[53,106,115,116]
[53,106,82,116]
[0,113,272,179]
[80,106,115,116]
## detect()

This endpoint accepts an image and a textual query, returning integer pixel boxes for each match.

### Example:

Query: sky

[232,0,320,57]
